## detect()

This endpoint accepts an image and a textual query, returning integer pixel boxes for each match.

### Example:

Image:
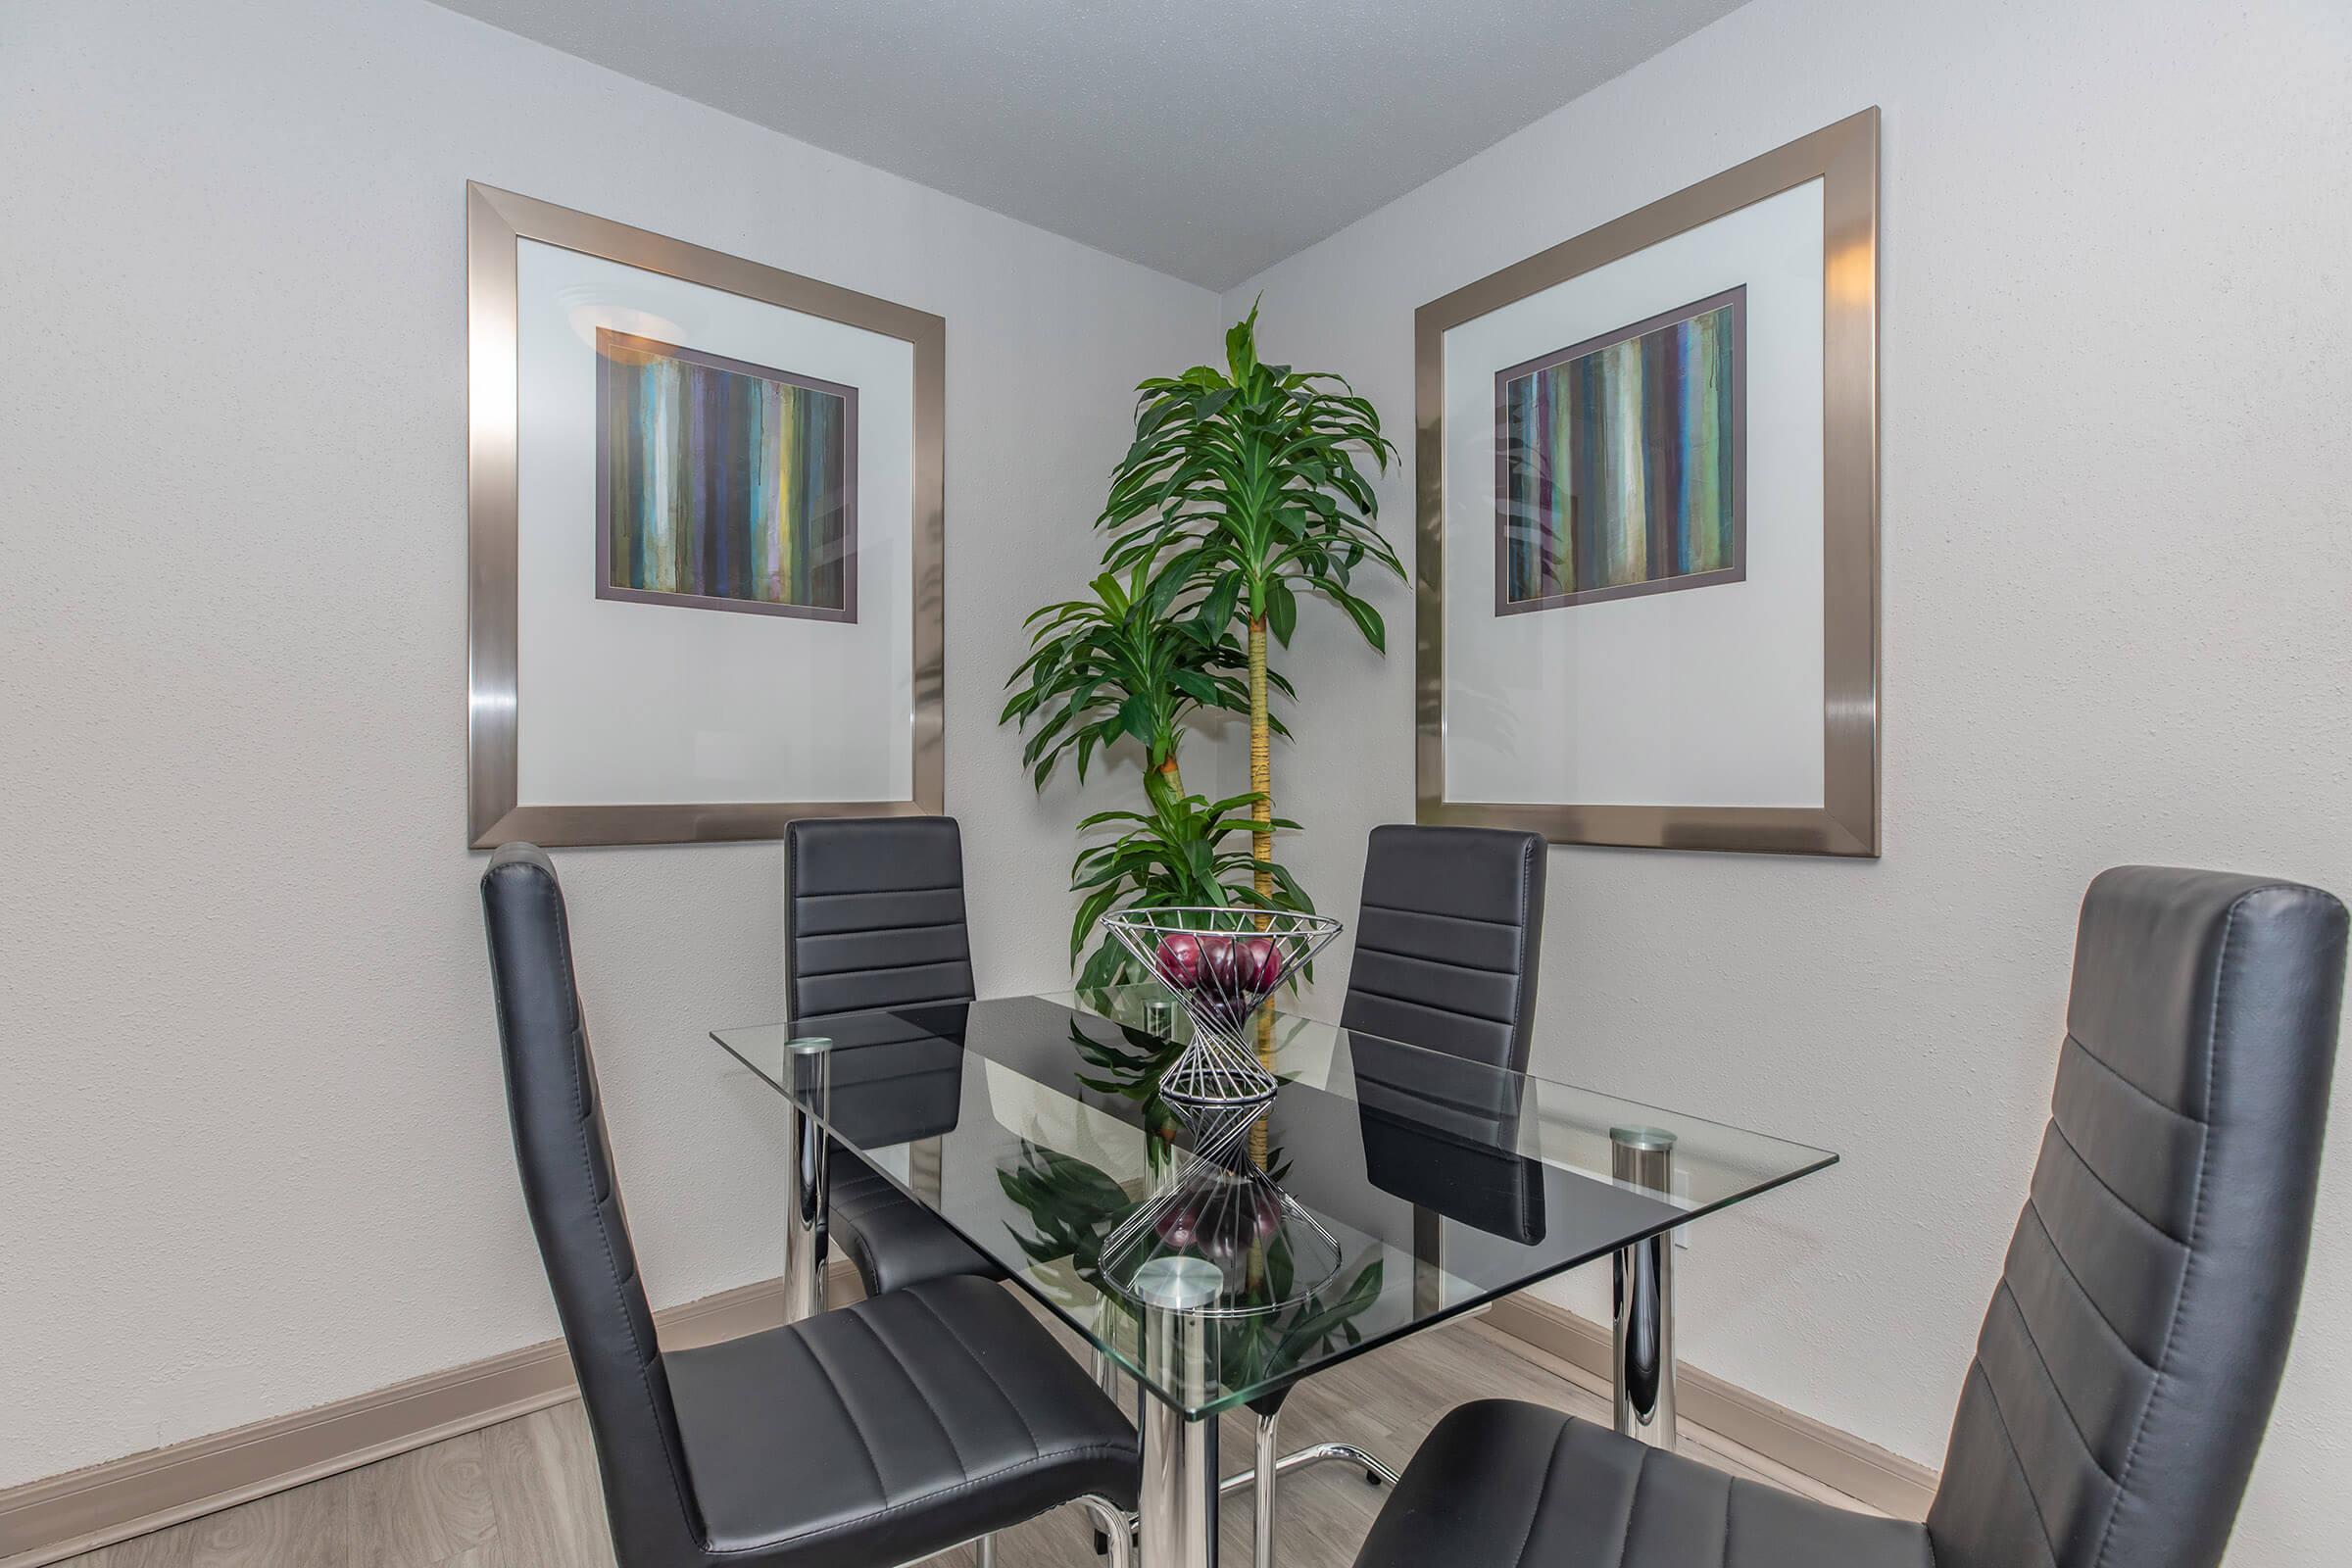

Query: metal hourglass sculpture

[1096,1095,1343,1317]
[1098,906,1343,1105]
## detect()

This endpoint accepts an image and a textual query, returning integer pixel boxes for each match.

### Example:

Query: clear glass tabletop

[710,988,1836,1418]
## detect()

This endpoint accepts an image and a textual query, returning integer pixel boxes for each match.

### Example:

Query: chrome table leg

[782,1036,833,1323]
[1610,1125,1678,1446]
[1136,1258,1221,1568]
[1251,1408,1279,1568]
[1141,1396,1217,1568]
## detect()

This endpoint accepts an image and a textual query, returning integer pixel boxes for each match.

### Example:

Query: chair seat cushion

[1356,1401,1930,1568]
[667,1274,1137,1566]
[830,1143,1006,1296]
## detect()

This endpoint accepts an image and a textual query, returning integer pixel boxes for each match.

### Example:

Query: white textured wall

[0,0,1213,1488]
[1222,0,2352,1561]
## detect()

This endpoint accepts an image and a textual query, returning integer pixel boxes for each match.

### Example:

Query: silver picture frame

[1414,109,1880,858]
[466,182,946,849]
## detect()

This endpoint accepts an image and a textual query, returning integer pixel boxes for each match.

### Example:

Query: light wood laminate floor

[60,1306,1872,1568]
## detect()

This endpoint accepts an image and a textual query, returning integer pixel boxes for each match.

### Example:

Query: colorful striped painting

[596,329,857,621]
[1494,287,1744,613]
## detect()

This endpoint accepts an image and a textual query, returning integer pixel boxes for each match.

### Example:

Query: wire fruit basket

[1097,906,1343,1104]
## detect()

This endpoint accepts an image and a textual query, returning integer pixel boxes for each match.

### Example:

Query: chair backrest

[786,815,975,1020]
[1927,866,2346,1568]
[480,844,703,1566]
[1339,824,1547,1072]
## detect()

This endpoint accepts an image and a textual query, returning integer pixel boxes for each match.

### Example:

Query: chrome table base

[1609,1125,1680,1448]
[1250,1412,1277,1568]
[782,1037,833,1324]
[1140,1389,1218,1568]
[1099,1346,1396,1564]
[1132,1256,1224,1568]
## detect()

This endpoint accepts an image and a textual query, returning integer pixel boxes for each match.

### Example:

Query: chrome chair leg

[972,1536,994,1568]
[1252,1408,1280,1568]
[1086,1348,1150,1558]
[1087,1349,1115,1555]
[1076,1494,1135,1568]
[1216,1440,1397,1497]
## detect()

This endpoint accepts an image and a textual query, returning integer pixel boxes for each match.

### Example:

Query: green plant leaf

[1327,585,1387,652]
[1265,580,1298,647]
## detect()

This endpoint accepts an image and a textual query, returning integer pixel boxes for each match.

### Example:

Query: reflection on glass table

[710,990,1836,1568]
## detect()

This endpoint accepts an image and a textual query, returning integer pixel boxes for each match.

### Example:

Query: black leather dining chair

[1340,823,1548,1072]
[1351,865,2346,1568]
[482,844,1138,1568]
[1235,823,1551,1566]
[786,815,1004,1299]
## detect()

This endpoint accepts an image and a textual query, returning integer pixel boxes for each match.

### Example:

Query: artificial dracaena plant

[1099,304,1402,908]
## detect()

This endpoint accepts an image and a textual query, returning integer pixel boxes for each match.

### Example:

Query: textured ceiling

[430,0,1747,289]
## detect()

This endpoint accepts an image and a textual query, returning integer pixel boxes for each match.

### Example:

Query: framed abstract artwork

[1416,109,1880,857]
[1495,287,1745,614]
[594,330,858,622]
[466,183,944,848]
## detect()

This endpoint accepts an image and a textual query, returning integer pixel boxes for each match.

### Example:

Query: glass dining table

[712,988,1836,1568]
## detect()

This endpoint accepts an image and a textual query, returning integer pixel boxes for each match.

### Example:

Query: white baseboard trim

[1480,1292,1939,1521]
[0,1262,858,1568]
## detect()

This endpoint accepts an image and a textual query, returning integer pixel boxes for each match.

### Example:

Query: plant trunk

[1148,754,1186,812]
[1248,615,1272,897]
[1248,614,1278,1111]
